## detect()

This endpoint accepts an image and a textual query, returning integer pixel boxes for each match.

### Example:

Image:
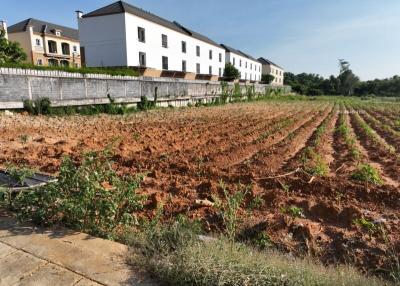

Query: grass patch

[128,218,387,286]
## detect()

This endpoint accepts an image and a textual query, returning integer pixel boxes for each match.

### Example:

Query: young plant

[282,206,305,218]
[351,164,383,185]
[216,180,247,243]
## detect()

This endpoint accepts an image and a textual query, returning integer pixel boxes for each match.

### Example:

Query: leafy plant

[5,163,35,186]
[248,195,264,210]
[351,164,383,185]
[215,181,247,243]
[223,63,240,81]
[23,97,51,115]
[11,149,146,239]
[282,206,305,218]
[353,218,377,237]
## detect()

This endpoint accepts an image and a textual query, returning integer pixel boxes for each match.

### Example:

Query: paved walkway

[0,216,156,286]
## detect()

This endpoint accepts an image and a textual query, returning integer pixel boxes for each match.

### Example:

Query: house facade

[258,57,284,86]
[221,44,262,82]
[7,18,81,67]
[78,1,225,80]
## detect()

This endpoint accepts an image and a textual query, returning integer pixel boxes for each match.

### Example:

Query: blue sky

[2,0,400,80]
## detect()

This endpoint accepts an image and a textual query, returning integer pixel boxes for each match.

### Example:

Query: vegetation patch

[351,164,383,185]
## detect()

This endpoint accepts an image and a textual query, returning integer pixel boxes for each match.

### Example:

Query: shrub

[23,97,51,115]
[11,149,146,239]
[137,96,155,111]
[351,164,383,185]
[223,63,240,81]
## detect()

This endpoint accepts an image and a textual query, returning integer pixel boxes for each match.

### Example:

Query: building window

[162,56,168,70]
[162,34,168,48]
[209,50,212,60]
[219,53,222,62]
[219,68,222,77]
[61,43,70,55]
[60,60,69,67]
[138,27,145,42]
[239,60,242,67]
[233,57,235,66]
[245,62,247,68]
[48,59,58,66]
[182,41,186,53]
[196,63,200,74]
[209,66,212,75]
[196,46,200,57]
[139,52,146,67]
[182,60,186,72]
[73,46,77,53]
[35,39,41,46]
[55,30,61,37]
[37,59,43,66]
[48,40,57,54]
[250,63,253,69]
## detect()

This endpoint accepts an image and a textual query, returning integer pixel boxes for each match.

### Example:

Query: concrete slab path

[0,216,157,286]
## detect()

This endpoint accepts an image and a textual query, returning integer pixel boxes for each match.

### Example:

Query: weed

[216,181,246,243]
[5,163,35,186]
[253,232,272,249]
[248,194,264,210]
[351,164,383,185]
[10,149,146,239]
[282,206,305,218]
[353,218,377,237]
[19,134,29,144]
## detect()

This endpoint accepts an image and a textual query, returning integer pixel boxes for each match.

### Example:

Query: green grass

[127,219,388,286]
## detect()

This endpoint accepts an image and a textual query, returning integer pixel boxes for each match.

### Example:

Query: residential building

[7,18,81,67]
[258,57,284,86]
[77,1,225,80]
[220,44,262,82]
[0,20,8,39]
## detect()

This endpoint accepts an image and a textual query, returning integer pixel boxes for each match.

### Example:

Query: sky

[2,0,400,80]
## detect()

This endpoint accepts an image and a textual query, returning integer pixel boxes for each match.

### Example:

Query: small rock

[4,110,13,116]
[195,199,214,207]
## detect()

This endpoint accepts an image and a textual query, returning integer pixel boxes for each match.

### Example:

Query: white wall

[225,52,262,81]
[79,12,225,76]
[125,13,225,76]
[262,64,284,86]
[78,14,128,67]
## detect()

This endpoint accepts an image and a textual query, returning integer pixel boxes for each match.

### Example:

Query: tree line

[284,60,400,97]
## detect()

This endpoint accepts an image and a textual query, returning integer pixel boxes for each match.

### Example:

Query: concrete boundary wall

[0,68,290,109]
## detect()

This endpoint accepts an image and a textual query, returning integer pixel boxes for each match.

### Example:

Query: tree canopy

[223,63,240,81]
[284,60,399,97]
[0,29,27,64]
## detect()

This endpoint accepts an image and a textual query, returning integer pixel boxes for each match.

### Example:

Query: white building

[77,1,226,80]
[258,57,284,86]
[220,44,262,82]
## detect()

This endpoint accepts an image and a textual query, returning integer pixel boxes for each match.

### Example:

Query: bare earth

[0,101,399,275]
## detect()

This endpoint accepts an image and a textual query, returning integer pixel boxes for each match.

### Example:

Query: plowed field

[1,100,399,276]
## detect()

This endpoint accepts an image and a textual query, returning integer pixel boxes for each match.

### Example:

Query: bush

[11,149,146,239]
[23,97,51,115]
[223,63,240,81]
[137,96,155,111]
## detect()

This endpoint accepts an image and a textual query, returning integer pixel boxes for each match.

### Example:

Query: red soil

[0,101,399,278]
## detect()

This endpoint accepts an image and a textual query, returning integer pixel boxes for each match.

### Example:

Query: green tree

[338,59,359,96]
[0,29,27,64]
[223,63,240,81]
[261,74,275,84]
